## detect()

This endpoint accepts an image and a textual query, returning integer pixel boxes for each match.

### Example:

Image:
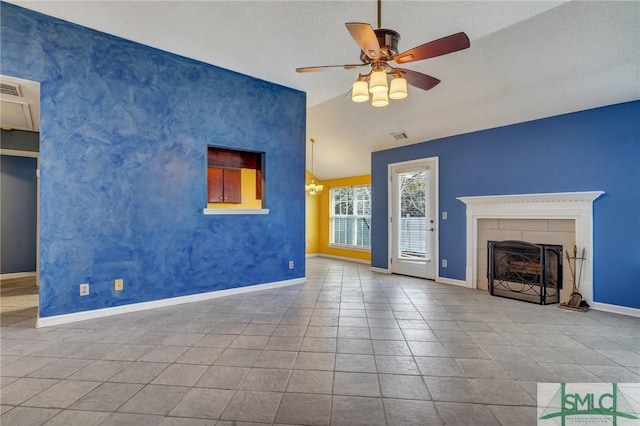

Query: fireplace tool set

[560,245,589,312]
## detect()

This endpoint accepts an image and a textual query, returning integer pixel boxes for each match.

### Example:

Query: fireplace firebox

[488,240,562,305]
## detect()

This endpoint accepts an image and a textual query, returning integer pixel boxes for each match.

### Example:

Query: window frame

[329,184,371,250]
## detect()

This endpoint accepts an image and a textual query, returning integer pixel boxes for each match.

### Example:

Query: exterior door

[390,159,437,279]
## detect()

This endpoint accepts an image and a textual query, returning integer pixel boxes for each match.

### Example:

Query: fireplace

[457,191,604,306]
[488,240,562,305]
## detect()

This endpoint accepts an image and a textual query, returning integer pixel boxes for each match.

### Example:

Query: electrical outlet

[288,260,294,270]
[114,278,124,291]
[442,259,448,268]
[79,283,89,296]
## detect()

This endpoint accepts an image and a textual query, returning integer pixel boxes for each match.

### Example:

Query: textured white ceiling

[0,75,40,132]
[7,1,640,179]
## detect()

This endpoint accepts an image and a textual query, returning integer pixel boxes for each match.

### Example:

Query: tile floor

[1,258,639,425]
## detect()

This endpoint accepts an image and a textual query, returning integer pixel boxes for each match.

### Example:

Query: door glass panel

[398,169,429,261]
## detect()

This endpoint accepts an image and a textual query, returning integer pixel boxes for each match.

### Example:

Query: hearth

[488,240,562,305]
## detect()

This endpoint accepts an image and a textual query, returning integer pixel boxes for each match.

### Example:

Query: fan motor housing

[360,28,400,63]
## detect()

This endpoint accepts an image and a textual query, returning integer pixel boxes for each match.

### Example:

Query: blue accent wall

[1,155,38,274]
[372,101,640,309]
[1,3,306,317]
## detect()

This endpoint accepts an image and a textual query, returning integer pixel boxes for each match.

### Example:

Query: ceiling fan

[296,0,470,106]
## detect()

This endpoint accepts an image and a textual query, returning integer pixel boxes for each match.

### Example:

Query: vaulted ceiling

[6,1,640,179]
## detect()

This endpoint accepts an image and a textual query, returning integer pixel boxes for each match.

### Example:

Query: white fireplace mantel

[457,191,604,305]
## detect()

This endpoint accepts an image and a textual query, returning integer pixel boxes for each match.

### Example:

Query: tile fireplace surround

[457,191,604,307]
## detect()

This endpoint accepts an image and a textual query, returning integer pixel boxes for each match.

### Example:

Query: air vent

[391,131,409,141]
[0,81,22,97]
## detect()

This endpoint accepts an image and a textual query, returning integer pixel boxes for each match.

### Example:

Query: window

[398,169,430,260]
[330,185,371,249]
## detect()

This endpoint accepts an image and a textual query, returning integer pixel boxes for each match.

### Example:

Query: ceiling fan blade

[394,32,470,64]
[345,22,381,60]
[296,64,367,73]
[397,68,441,91]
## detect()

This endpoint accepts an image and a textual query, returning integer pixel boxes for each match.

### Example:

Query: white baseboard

[37,277,306,328]
[436,277,470,288]
[305,253,320,258]
[1,271,36,280]
[317,254,370,265]
[370,266,391,274]
[591,302,640,318]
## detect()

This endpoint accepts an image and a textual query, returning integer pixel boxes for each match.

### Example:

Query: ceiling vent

[0,81,22,97]
[391,131,409,141]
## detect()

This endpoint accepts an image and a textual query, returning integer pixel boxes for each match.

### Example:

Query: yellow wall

[305,170,321,254]
[318,174,372,262]
[207,168,262,209]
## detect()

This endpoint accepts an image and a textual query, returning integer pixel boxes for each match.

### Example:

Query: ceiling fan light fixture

[296,7,471,108]
[352,80,369,102]
[389,76,408,100]
[372,90,389,107]
[369,69,388,94]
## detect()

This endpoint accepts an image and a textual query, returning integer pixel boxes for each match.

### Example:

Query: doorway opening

[389,157,438,280]
[0,75,41,327]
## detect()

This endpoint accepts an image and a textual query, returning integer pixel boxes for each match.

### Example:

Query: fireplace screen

[488,240,562,305]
